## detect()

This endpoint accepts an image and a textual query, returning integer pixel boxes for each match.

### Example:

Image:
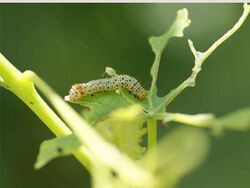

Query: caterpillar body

[65,74,147,102]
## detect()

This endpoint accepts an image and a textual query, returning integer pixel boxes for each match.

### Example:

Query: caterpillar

[65,74,147,102]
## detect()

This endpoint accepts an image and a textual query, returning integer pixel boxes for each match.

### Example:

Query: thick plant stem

[25,71,154,187]
[147,118,157,171]
[0,53,92,172]
[0,53,154,187]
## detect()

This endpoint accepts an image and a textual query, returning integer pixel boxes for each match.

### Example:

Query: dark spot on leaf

[29,101,34,105]
[57,147,63,153]
[111,170,118,177]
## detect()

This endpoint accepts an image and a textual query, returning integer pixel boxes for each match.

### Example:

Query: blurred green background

[0,3,250,188]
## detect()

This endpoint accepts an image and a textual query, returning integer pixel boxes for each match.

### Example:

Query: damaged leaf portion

[96,105,147,159]
[149,8,191,105]
[34,134,81,169]
[76,90,149,124]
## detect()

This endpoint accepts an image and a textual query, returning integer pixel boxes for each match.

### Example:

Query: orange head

[67,83,85,102]
[138,90,147,99]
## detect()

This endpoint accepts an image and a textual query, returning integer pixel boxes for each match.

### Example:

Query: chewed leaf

[68,89,149,124]
[111,104,143,121]
[64,72,149,158]
[149,9,191,56]
[95,105,147,159]
[34,135,81,169]
[149,8,191,109]
[168,9,191,37]
[64,67,149,123]
[144,127,209,188]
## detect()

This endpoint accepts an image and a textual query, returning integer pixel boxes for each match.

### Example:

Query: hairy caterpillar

[65,75,147,102]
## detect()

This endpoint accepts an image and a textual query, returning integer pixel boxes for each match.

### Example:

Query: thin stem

[205,3,250,59]
[161,80,189,109]
[150,54,162,94]
[147,118,157,172]
[165,113,215,127]
[157,3,250,111]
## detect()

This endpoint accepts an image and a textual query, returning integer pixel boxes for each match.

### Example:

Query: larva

[65,75,147,102]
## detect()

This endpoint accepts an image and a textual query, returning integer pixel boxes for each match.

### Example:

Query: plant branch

[157,3,250,111]
[163,113,215,128]
[147,118,157,172]
[0,53,92,171]
[24,71,154,187]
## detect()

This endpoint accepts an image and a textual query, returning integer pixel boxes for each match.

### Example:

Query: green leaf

[34,134,81,169]
[75,90,149,124]
[212,108,250,134]
[154,5,250,111]
[148,8,191,109]
[64,67,150,124]
[95,105,147,159]
[149,9,190,91]
[145,127,209,188]
[105,67,117,77]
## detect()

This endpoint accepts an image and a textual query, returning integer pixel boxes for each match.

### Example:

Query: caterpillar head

[65,83,85,102]
[138,90,147,100]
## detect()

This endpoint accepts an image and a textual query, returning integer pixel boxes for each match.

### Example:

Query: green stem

[0,53,154,187]
[147,118,157,171]
[25,71,154,187]
[157,3,250,111]
[0,53,92,172]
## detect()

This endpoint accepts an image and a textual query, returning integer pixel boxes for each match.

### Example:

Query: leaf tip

[170,8,191,38]
[177,8,190,23]
[105,67,117,77]
[33,162,43,170]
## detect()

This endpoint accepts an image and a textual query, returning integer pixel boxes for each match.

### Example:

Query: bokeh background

[1,3,250,188]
